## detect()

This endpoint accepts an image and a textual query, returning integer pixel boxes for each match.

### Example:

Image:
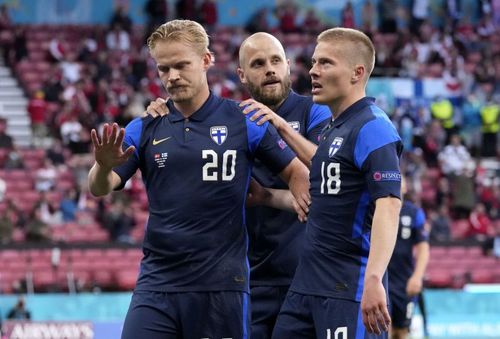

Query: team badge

[210,126,228,145]
[329,137,343,158]
[288,121,300,132]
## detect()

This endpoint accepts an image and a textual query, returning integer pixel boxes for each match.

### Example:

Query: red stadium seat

[470,269,494,284]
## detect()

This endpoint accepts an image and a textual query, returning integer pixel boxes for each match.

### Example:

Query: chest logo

[328,137,343,158]
[210,126,228,145]
[152,136,171,145]
[288,121,300,132]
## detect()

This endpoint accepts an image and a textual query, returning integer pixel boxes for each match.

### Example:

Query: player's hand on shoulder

[91,123,135,170]
[239,99,286,130]
[142,97,170,118]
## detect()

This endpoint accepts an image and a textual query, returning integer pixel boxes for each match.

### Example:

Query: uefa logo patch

[328,137,343,158]
[210,126,228,145]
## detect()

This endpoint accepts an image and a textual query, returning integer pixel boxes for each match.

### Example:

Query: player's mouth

[262,78,281,88]
[311,82,322,95]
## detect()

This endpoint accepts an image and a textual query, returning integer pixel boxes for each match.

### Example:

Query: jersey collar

[275,89,297,116]
[331,97,375,128]
[166,91,220,122]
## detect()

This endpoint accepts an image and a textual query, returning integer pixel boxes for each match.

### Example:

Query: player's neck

[174,85,210,118]
[330,90,365,120]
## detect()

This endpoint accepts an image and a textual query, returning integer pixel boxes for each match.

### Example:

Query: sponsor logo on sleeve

[372,171,401,181]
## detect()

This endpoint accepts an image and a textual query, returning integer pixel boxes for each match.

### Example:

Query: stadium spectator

[27,90,49,142]
[35,158,57,192]
[198,0,218,32]
[48,33,67,63]
[37,192,63,226]
[59,188,79,222]
[341,1,355,28]
[429,204,452,242]
[0,118,13,149]
[25,208,50,242]
[302,9,322,35]
[106,23,131,51]
[388,177,430,339]
[46,139,68,168]
[109,4,132,33]
[176,0,197,20]
[479,100,499,157]
[102,198,135,244]
[88,19,309,339]
[277,2,298,33]
[0,204,15,244]
[7,296,31,320]
[245,8,271,34]
[438,134,475,177]
[4,145,24,169]
[244,27,402,337]
[466,202,495,240]
[144,0,168,43]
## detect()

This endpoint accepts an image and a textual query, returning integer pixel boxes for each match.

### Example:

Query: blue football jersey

[388,200,428,288]
[113,92,296,293]
[246,91,331,286]
[290,97,403,302]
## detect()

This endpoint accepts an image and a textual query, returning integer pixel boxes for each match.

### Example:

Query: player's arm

[407,239,430,296]
[362,196,401,334]
[246,178,308,222]
[240,99,318,168]
[88,123,135,196]
[277,158,311,219]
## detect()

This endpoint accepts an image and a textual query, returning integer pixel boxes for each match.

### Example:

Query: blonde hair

[147,19,210,56]
[317,27,375,78]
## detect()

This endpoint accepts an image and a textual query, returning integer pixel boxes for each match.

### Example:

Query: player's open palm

[91,123,135,170]
[361,278,391,335]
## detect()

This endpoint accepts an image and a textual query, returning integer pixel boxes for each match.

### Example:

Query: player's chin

[311,94,328,105]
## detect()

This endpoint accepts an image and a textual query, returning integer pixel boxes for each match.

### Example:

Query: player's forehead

[242,36,285,64]
[312,42,342,61]
[151,40,199,65]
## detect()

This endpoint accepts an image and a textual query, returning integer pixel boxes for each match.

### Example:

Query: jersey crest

[329,137,344,158]
[288,121,300,132]
[210,126,228,145]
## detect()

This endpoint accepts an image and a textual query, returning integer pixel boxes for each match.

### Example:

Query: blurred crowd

[0,0,498,251]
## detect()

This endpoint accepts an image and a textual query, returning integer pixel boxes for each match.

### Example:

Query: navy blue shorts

[121,290,250,339]
[250,285,289,339]
[272,291,387,339]
[389,288,416,329]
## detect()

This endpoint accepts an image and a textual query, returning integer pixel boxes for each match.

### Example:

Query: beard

[247,76,291,108]
[167,85,193,102]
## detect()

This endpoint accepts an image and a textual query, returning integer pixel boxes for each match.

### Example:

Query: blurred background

[0,0,498,338]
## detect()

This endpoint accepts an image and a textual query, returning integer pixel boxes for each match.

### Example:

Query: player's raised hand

[239,99,287,130]
[361,276,391,335]
[91,123,135,170]
[142,97,170,118]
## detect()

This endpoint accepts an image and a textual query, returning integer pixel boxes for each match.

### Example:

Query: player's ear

[203,52,214,70]
[237,67,247,84]
[351,64,365,83]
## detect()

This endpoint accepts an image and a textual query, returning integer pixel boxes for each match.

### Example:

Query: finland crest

[210,126,228,145]
[288,121,300,132]
[329,137,343,158]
